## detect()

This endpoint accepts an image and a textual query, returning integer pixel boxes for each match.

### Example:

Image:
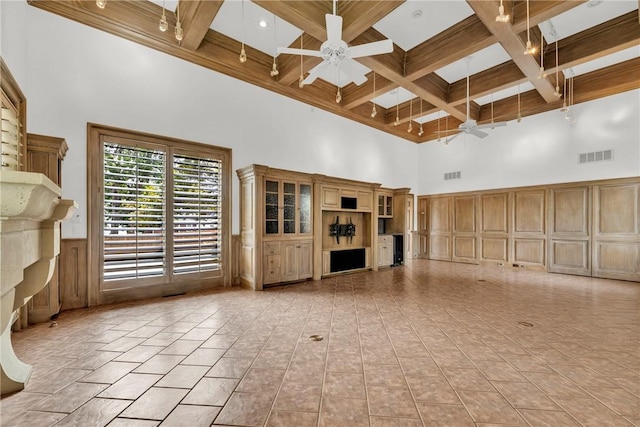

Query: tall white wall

[2,2,418,237]
[417,89,640,195]
[2,2,638,238]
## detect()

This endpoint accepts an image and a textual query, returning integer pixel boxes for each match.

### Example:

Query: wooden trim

[60,239,88,310]
[87,123,232,305]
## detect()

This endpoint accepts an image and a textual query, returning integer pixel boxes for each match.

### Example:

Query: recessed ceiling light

[258,19,268,28]
[412,9,423,19]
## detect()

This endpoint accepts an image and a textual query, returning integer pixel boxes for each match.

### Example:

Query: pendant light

[561,74,568,112]
[436,111,441,142]
[444,115,450,145]
[335,67,342,103]
[517,84,522,122]
[495,0,509,22]
[175,2,183,42]
[490,94,496,128]
[299,36,305,88]
[96,0,106,9]
[538,28,545,78]
[523,0,536,55]
[270,15,279,77]
[553,39,562,98]
[407,98,413,133]
[159,0,168,32]
[239,0,247,63]
[371,72,377,118]
[418,100,424,136]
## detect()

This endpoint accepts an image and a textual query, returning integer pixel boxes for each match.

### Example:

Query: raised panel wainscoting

[418,177,639,282]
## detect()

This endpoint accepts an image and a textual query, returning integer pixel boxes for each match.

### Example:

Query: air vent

[579,149,613,164]
[444,171,461,180]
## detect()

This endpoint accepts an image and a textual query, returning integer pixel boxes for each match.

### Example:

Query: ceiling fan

[276,0,393,86]
[439,57,507,142]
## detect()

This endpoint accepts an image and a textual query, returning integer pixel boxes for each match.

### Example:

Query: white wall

[2,2,638,238]
[416,89,640,195]
[2,2,418,237]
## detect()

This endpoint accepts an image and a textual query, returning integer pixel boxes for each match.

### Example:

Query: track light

[495,0,509,22]
[96,0,106,9]
[270,60,279,77]
[418,124,424,137]
[407,122,413,133]
[371,105,377,118]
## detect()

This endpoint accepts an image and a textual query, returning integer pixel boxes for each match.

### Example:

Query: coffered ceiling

[29,0,640,143]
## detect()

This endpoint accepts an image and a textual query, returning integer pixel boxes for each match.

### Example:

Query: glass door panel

[265,180,279,234]
[283,182,296,234]
[299,183,312,234]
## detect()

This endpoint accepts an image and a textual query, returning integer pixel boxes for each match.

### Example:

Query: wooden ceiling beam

[342,73,397,110]
[178,0,223,51]
[468,0,559,103]
[511,0,587,32]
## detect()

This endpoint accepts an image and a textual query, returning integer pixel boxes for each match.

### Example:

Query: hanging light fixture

[96,0,107,9]
[371,72,377,118]
[159,0,168,32]
[553,39,562,98]
[495,0,509,22]
[517,84,522,122]
[239,0,247,63]
[174,1,183,42]
[270,15,279,77]
[436,111,441,142]
[538,28,545,78]
[298,36,305,88]
[444,115,450,145]
[407,99,413,133]
[394,90,400,126]
[560,74,568,112]
[523,0,536,55]
[335,66,342,103]
[418,99,424,136]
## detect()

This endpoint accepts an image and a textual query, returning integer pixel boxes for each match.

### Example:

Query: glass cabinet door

[283,182,296,234]
[378,195,385,216]
[385,195,393,216]
[265,180,279,234]
[299,184,312,234]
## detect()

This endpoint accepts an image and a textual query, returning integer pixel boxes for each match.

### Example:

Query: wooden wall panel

[453,196,477,264]
[417,197,429,257]
[480,193,509,264]
[549,186,591,276]
[514,190,545,233]
[428,197,452,261]
[60,239,88,311]
[429,235,451,260]
[593,182,640,281]
[481,238,508,262]
[514,239,545,265]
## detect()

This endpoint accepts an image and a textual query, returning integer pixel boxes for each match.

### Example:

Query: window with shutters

[1,59,27,172]
[88,124,231,301]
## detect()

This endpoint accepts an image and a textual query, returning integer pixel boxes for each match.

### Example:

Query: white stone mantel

[0,170,77,395]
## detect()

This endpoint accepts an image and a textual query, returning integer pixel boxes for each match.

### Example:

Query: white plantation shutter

[101,141,223,287]
[1,94,22,170]
[173,154,222,274]
[103,142,166,281]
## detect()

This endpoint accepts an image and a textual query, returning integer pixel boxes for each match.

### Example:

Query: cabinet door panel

[281,242,298,282]
[322,187,340,209]
[298,242,313,279]
[549,186,590,276]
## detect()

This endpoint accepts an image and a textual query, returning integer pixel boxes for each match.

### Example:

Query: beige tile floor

[1,259,639,426]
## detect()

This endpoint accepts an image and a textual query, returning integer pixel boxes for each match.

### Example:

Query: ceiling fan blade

[302,62,330,85]
[277,47,323,57]
[339,60,367,85]
[325,13,342,43]
[348,39,393,59]
[470,128,489,138]
[476,121,507,129]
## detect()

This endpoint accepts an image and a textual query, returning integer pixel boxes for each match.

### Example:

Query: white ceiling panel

[373,87,416,109]
[415,111,445,124]
[475,82,536,105]
[434,44,512,83]
[540,0,638,42]
[210,0,302,57]
[315,61,373,88]
[372,0,474,51]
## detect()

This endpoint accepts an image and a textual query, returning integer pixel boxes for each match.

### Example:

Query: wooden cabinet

[263,240,312,285]
[26,133,68,323]
[378,193,393,218]
[377,235,393,267]
[237,165,315,290]
[321,185,373,212]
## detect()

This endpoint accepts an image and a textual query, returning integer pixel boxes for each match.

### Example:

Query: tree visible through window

[88,124,230,301]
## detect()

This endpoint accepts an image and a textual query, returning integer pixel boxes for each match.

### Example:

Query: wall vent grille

[444,171,461,180]
[579,149,613,164]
